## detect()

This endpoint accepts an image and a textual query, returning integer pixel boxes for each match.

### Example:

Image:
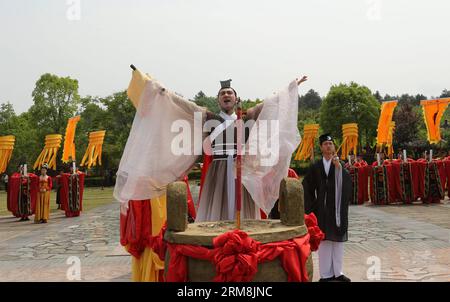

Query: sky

[0,0,449,113]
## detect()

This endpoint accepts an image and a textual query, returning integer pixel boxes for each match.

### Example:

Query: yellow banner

[294,124,320,161]
[376,101,398,147]
[34,134,63,170]
[80,131,106,168]
[0,135,15,174]
[62,115,81,163]
[339,123,358,160]
[421,98,450,144]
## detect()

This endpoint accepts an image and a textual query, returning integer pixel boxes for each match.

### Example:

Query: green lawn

[0,187,115,217]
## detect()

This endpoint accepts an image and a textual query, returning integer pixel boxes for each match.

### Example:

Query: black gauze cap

[218,79,237,96]
[220,79,232,89]
[319,133,333,145]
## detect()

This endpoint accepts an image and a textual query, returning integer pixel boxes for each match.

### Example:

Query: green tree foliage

[192,91,219,113]
[299,89,322,110]
[29,73,80,136]
[393,103,421,150]
[0,102,16,134]
[320,82,380,147]
[441,89,450,98]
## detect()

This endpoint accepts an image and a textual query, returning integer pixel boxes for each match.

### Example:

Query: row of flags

[0,116,106,174]
[295,98,450,161]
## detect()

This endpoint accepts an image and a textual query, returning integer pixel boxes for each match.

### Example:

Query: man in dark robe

[302,134,352,282]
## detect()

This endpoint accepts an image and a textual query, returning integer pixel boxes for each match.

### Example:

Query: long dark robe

[302,159,352,242]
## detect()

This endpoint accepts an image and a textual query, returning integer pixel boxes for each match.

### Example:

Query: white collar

[219,111,237,121]
[323,157,332,163]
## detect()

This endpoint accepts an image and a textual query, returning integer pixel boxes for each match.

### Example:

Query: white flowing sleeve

[114,73,206,204]
[242,80,301,214]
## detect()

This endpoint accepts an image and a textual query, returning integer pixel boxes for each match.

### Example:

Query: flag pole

[236,98,242,230]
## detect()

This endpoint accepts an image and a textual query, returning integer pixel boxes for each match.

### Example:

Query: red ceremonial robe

[7,173,38,218]
[59,172,85,217]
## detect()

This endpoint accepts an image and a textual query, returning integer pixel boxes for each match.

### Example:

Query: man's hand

[297,76,308,86]
[332,153,341,169]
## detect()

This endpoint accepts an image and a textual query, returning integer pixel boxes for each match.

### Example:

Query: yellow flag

[294,124,319,161]
[127,69,152,109]
[80,131,106,169]
[339,123,358,160]
[62,115,81,163]
[33,134,63,170]
[0,135,15,174]
[377,101,398,147]
[421,98,450,144]
[386,122,395,157]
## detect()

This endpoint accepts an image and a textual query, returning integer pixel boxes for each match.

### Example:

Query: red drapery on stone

[165,213,324,282]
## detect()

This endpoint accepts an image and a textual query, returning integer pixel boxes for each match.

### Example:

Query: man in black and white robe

[302,134,352,282]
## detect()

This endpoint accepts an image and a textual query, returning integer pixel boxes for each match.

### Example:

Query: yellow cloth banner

[62,116,81,163]
[294,124,320,161]
[421,98,450,144]
[80,131,106,168]
[377,101,398,147]
[33,134,63,170]
[0,136,15,174]
[339,123,358,160]
[127,69,152,109]
[386,121,395,157]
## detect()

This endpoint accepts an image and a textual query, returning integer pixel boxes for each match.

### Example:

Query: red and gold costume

[35,175,52,222]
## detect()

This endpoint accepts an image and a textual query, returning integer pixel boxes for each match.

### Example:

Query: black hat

[319,133,333,145]
[218,79,237,96]
[220,79,232,89]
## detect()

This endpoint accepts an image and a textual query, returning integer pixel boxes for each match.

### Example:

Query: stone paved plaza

[0,186,449,282]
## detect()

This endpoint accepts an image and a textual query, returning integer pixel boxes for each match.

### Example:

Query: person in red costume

[59,163,85,217]
[7,164,39,221]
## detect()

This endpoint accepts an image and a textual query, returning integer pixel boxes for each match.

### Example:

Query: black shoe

[319,276,335,282]
[335,275,351,282]
[24,217,30,221]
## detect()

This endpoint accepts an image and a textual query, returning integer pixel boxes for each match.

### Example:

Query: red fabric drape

[166,213,323,282]
[444,158,450,196]
[120,199,153,259]
[198,154,213,203]
[183,175,196,219]
[120,179,194,259]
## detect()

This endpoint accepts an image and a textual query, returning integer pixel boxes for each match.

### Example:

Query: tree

[320,82,380,147]
[192,91,219,113]
[441,89,450,98]
[392,103,421,150]
[0,102,16,135]
[373,91,383,103]
[299,89,322,110]
[99,91,136,170]
[29,73,80,136]
[6,112,41,171]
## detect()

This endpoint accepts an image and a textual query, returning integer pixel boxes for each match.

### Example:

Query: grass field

[0,187,115,217]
